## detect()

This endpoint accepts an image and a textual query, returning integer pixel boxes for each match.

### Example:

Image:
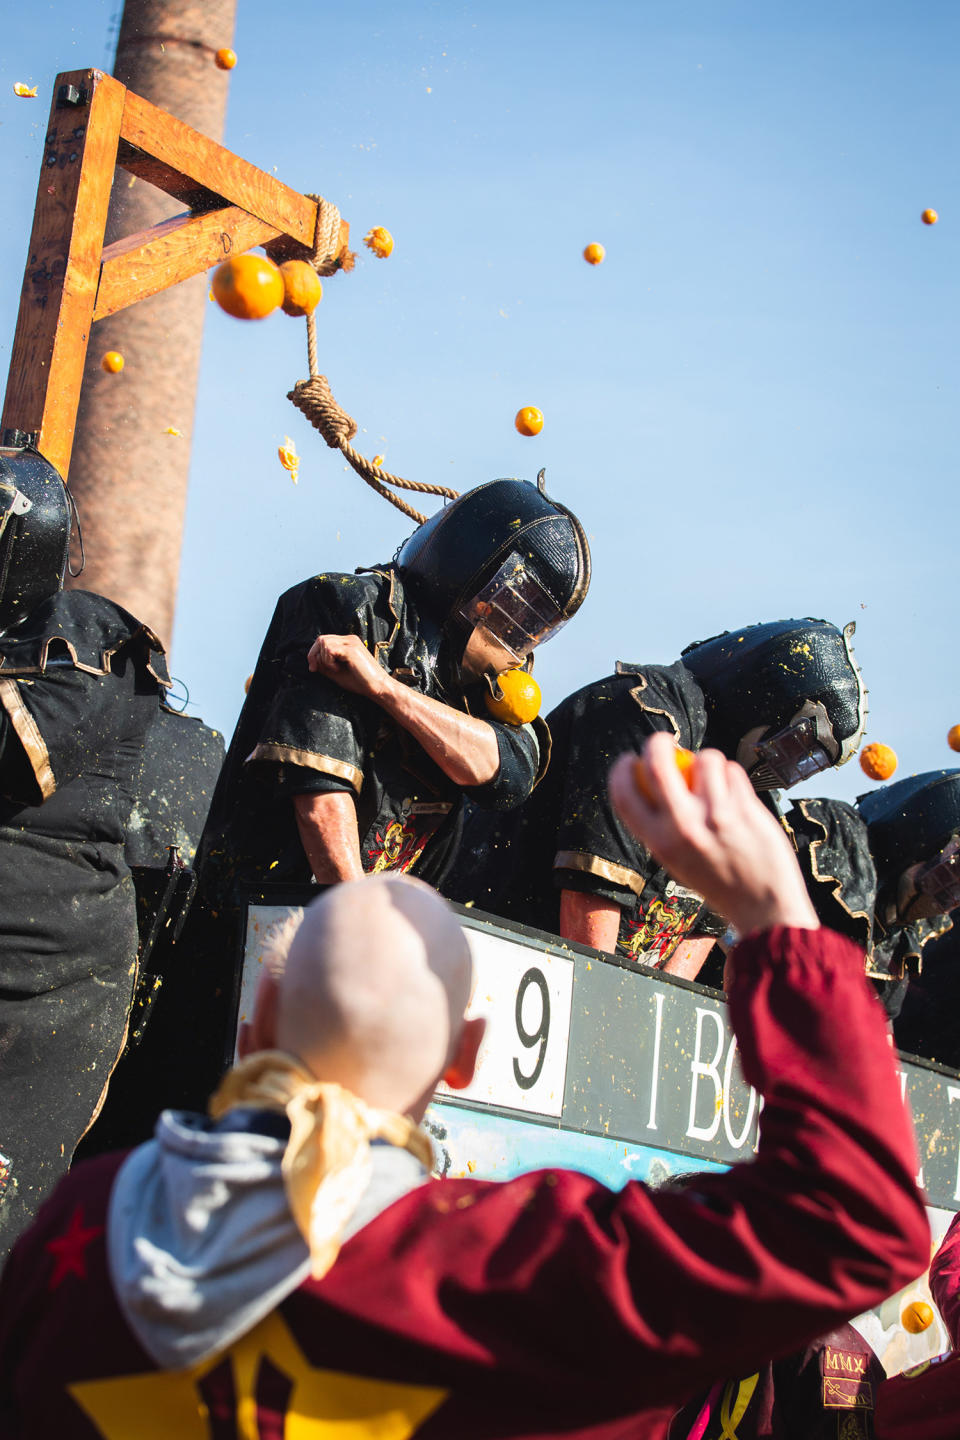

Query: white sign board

[241,905,574,1116]
[435,928,574,1117]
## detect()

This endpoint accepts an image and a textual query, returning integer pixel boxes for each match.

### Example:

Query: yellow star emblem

[69,1310,448,1438]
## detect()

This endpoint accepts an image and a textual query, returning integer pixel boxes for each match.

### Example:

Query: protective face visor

[916,835,960,911]
[457,552,567,679]
[752,716,834,789]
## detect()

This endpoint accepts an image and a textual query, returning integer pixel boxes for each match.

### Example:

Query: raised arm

[363,737,930,1411]
[307,633,500,787]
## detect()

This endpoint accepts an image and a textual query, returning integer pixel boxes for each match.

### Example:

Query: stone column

[66,0,238,645]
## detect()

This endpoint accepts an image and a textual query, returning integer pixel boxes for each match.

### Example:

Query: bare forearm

[661,935,718,980]
[560,889,622,954]
[305,631,500,787]
[375,677,500,787]
[293,791,364,883]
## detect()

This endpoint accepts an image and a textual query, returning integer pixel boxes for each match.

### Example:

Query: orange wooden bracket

[0,68,349,480]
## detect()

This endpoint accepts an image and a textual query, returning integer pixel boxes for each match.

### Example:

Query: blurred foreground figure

[0,735,929,1438]
[449,617,866,973]
[0,448,168,1266]
[669,1321,884,1439]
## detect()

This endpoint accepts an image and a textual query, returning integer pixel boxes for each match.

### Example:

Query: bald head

[271,876,475,1117]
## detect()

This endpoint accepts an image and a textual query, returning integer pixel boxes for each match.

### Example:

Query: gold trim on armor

[554,850,646,896]
[530,714,551,791]
[0,676,56,799]
[797,798,872,927]
[246,743,363,794]
[0,625,169,686]
[627,680,682,741]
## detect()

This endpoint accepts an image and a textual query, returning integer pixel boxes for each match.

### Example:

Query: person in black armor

[180,476,590,1097]
[861,769,960,989]
[445,618,867,972]
[0,446,168,1263]
[75,700,226,1157]
[894,920,960,1065]
[788,770,960,1021]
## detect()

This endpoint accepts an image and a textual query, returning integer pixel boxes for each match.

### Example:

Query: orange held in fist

[633,747,696,807]
[515,406,544,437]
[279,260,322,317]
[212,254,284,320]
[215,48,237,70]
[363,227,394,258]
[921,209,938,226]
[901,1301,934,1333]
[948,725,960,752]
[860,743,898,781]
[583,243,605,265]
[485,670,541,726]
[101,351,124,374]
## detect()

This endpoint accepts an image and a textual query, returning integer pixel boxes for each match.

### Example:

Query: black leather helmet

[0,447,72,630]
[397,477,590,677]
[681,618,867,789]
[859,770,960,906]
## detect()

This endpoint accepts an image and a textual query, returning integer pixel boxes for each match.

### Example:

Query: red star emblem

[45,1205,104,1290]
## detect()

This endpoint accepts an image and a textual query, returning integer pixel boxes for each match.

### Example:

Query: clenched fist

[608,733,818,937]
[307,633,391,700]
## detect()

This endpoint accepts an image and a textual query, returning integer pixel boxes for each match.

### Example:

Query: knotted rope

[266,194,352,275]
[284,196,459,524]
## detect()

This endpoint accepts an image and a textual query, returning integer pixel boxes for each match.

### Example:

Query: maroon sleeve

[930,1212,960,1347]
[326,926,930,1412]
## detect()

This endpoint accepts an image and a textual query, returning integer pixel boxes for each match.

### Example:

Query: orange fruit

[515,406,544,437]
[279,260,322,317]
[859,743,898,781]
[921,209,938,226]
[583,243,606,265]
[244,675,253,694]
[632,748,696,807]
[948,725,960,753]
[215,48,237,70]
[363,227,394,258]
[212,254,284,320]
[902,1300,934,1333]
[101,351,124,374]
[485,670,542,725]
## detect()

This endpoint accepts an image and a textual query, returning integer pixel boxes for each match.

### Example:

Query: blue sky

[2,1,957,802]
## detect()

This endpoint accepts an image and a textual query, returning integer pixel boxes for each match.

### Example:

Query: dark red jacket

[0,927,930,1439]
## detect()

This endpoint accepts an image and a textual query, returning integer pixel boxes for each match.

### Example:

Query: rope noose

[281,196,459,525]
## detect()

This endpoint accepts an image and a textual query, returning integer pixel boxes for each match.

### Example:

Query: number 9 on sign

[434,928,573,1116]
[513,968,550,1089]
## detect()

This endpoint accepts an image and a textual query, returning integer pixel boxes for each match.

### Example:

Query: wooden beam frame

[1,67,349,479]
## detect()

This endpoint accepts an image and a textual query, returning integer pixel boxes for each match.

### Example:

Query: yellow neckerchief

[209,1051,434,1279]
